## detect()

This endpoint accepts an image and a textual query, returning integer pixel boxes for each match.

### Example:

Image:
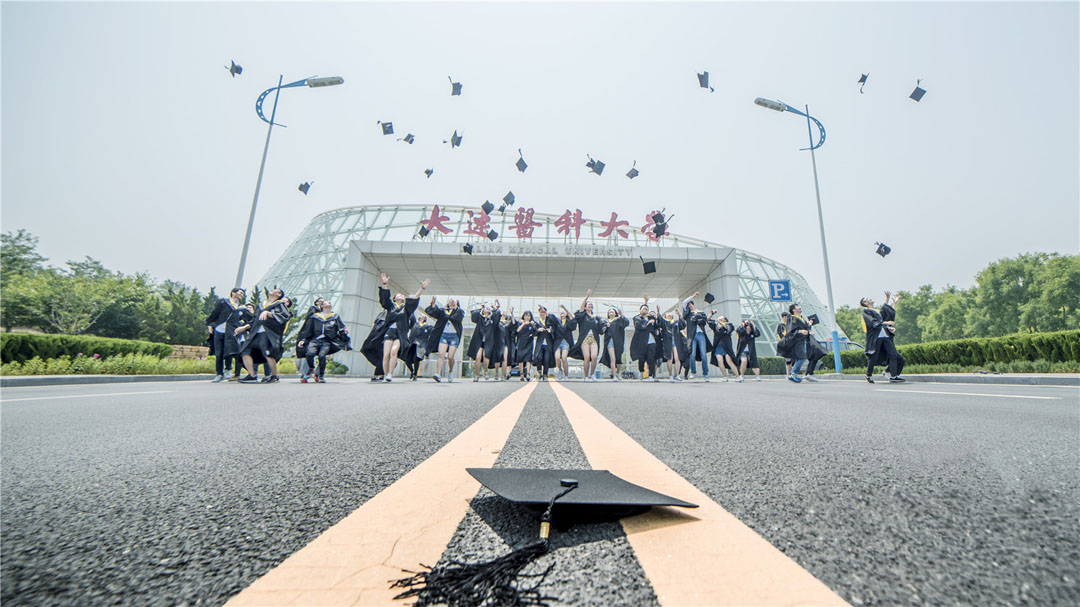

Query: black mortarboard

[503,191,515,206]
[808,313,820,325]
[378,121,394,135]
[651,210,665,224]
[462,243,474,255]
[448,76,462,96]
[626,160,639,179]
[298,181,311,195]
[875,242,892,257]
[516,149,527,173]
[697,71,715,93]
[399,133,415,144]
[486,230,499,241]
[226,60,242,77]
[704,292,715,304]
[858,73,869,94]
[585,155,605,176]
[418,225,431,239]
[640,256,656,275]
[910,80,926,102]
[481,200,495,215]
[445,130,463,148]
[498,204,507,213]
[424,168,434,178]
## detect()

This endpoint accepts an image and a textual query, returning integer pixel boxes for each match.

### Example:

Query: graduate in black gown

[630,298,662,382]
[361,273,429,382]
[776,312,793,375]
[861,295,905,383]
[467,301,502,381]
[221,291,251,381]
[497,310,516,381]
[570,289,604,382]
[708,313,739,381]
[734,319,762,382]
[552,306,577,380]
[784,303,814,383]
[424,297,464,383]
[662,310,689,382]
[205,287,246,382]
[296,298,351,383]
[599,306,630,380]
[531,305,558,381]
[294,298,326,378]
[237,289,293,383]
[513,309,537,381]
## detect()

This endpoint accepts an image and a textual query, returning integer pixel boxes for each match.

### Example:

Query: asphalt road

[2,377,1078,606]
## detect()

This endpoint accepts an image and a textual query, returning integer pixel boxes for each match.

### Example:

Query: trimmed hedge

[818,330,1080,370]
[1,354,299,376]
[0,333,174,364]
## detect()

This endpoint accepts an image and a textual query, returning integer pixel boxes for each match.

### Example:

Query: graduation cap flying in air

[424,168,434,178]
[651,210,673,239]
[462,243,474,255]
[481,200,495,215]
[398,133,415,144]
[378,121,394,135]
[875,242,892,257]
[503,191,515,206]
[697,71,715,93]
[225,60,243,77]
[626,161,640,179]
[640,256,656,275]
[417,225,431,239]
[516,149,528,173]
[910,79,926,102]
[448,76,463,96]
[391,468,697,606]
[298,181,312,195]
[704,293,716,304]
[585,155,605,176]
[858,73,869,94]
[445,130,463,148]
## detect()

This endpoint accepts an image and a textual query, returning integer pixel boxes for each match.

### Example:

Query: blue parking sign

[769,280,791,302]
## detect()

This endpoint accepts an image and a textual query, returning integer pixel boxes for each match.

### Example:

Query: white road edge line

[876,389,1060,400]
[1,390,174,403]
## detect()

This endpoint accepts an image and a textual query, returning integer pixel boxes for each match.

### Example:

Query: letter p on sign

[769,280,791,302]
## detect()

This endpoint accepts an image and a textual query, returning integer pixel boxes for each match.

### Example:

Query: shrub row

[0,353,353,377]
[0,333,173,363]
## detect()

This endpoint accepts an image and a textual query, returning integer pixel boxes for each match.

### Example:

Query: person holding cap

[860,296,905,383]
[708,313,738,381]
[513,309,537,381]
[532,305,558,381]
[630,296,663,382]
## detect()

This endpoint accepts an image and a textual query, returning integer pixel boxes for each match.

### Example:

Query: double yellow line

[228,382,845,606]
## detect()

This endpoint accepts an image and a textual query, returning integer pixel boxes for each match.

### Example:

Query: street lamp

[234,75,344,289]
[754,97,843,375]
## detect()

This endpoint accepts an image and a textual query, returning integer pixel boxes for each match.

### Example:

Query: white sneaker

[704,376,710,382]
[755,377,762,382]
[669,376,675,383]
[805,376,820,382]
[675,376,684,382]
[688,373,695,380]
[473,376,479,382]
[448,376,454,383]
[735,376,745,383]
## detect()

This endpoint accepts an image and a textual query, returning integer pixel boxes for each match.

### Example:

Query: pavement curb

[1,374,300,388]
[817,373,1079,387]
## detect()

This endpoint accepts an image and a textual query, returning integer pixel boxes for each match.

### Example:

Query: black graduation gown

[683,307,711,346]
[599,315,630,369]
[297,311,352,356]
[568,310,604,360]
[552,316,577,347]
[238,299,292,364]
[514,320,537,364]
[735,322,761,368]
[466,308,502,359]
[205,297,239,357]
[670,320,690,362]
[785,315,812,359]
[708,320,737,370]
[862,307,888,364]
[531,315,558,369]
[361,287,419,372]
[404,323,435,366]
[630,314,662,362]
[295,305,322,358]
[423,303,465,355]
[223,302,250,357]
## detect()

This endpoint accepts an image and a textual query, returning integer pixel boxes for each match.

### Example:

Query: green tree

[892,285,934,345]
[968,253,1047,337]
[0,229,47,281]
[918,287,972,342]
[834,305,864,343]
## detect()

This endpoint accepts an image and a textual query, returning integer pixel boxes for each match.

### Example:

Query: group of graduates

[205,287,351,384]
[360,274,768,383]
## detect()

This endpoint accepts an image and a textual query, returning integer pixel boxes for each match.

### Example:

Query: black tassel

[390,539,553,607]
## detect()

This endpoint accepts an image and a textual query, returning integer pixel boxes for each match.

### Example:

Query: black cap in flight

[585,155,605,176]
[697,71,714,92]
[481,200,495,215]
[516,149,528,173]
[910,79,926,102]
[298,182,311,195]
[448,76,462,96]
[378,121,394,135]
[226,60,242,77]
[875,242,892,257]
[640,256,656,275]
[626,160,639,179]
[704,293,715,304]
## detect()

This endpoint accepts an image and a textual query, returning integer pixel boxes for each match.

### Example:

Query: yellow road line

[549,381,847,607]
[225,382,537,607]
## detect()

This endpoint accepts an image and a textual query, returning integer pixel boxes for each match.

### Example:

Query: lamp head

[754,97,786,112]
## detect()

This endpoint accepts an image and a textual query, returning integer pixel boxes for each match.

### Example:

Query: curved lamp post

[754,97,842,375]
[234,75,344,289]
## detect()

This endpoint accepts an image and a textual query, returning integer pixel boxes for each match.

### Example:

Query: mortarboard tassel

[391,482,578,607]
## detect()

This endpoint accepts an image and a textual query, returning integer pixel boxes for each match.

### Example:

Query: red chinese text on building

[464,210,492,237]
[420,204,453,235]
[554,209,586,240]
[510,207,543,239]
[641,210,669,242]
[598,212,630,240]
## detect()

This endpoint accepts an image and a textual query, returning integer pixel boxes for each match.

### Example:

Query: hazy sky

[3,1,1078,307]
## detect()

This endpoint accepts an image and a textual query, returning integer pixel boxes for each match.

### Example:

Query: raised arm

[412,279,430,300]
[579,289,592,311]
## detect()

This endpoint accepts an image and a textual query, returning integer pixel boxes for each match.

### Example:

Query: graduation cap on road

[448,76,462,96]
[704,292,715,304]
[298,181,312,195]
[417,225,431,239]
[445,130,463,148]
[424,168,434,178]
[486,230,499,241]
[398,133,415,144]
[640,256,656,274]
[503,191,515,206]
[378,121,394,135]
[225,60,243,77]
[462,243,474,255]
[391,468,696,606]
[858,73,868,94]
[910,79,926,102]
[585,155,605,176]
[516,149,528,173]
[697,71,715,93]
[875,242,892,257]
[626,161,639,179]
[481,200,495,215]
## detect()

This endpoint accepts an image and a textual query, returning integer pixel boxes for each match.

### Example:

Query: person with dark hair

[296,298,350,383]
[776,311,793,375]
[630,297,663,382]
[708,313,738,381]
[467,300,502,381]
[803,315,827,379]
[294,297,326,378]
[552,306,577,380]
[682,292,712,381]
[361,273,429,382]
[513,309,536,381]
[659,307,688,382]
[205,287,246,383]
[570,290,604,382]
[784,303,813,383]
[860,296,905,383]
[599,306,630,381]
[402,314,433,381]
[532,305,558,381]
[734,319,762,382]
[237,289,292,383]
[424,296,464,383]
[498,309,516,381]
